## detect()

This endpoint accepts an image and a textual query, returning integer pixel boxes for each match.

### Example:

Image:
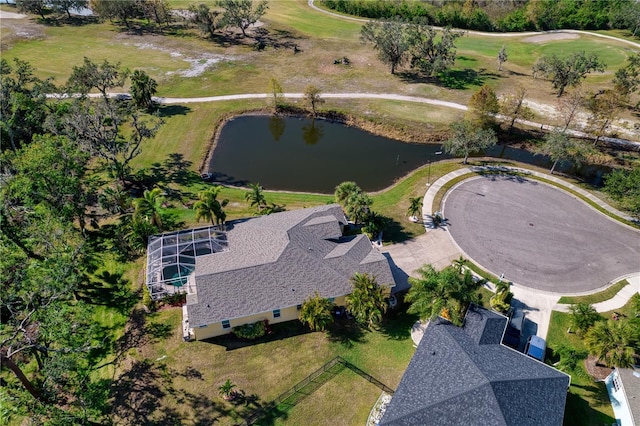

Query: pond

[206,115,602,194]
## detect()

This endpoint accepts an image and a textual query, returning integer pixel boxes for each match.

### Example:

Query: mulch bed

[584,355,614,381]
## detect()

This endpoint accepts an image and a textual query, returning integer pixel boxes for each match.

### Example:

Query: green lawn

[122,306,418,426]
[558,280,631,305]
[546,311,615,426]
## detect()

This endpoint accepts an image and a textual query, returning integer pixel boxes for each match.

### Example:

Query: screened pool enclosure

[146,226,228,299]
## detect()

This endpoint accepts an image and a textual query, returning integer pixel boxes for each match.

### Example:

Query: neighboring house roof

[381,305,570,426]
[186,204,395,327]
[618,366,640,424]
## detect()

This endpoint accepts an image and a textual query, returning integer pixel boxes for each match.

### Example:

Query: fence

[240,356,394,425]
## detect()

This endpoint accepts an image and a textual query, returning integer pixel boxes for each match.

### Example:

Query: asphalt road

[443,175,640,293]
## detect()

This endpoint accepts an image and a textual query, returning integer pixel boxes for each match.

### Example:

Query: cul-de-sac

[2,1,640,425]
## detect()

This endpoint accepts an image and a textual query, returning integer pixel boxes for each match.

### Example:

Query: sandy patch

[523,32,580,43]
[522,98,638,139]
[128,42,233,77]
[0,10,27,19]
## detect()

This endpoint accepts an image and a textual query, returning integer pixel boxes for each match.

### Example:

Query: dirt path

[150,92,640,146]
[0,11,27,19]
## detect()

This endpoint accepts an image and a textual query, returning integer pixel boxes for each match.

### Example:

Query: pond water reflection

[207,115,600,194]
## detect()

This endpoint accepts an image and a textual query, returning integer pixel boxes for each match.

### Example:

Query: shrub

[142,285,156,311]
[233,320,266,340]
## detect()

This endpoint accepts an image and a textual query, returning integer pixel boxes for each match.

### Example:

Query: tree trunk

[463,153,469,164]
[32,347,44,371]
[550,159,559,174]
[1,355,45,403]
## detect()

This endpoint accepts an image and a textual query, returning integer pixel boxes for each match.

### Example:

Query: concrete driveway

[442,175,640,293]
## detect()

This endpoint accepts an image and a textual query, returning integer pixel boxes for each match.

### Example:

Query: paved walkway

[553,274,640,313]
[403,165,640,340]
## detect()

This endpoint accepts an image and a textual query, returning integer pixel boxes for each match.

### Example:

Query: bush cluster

[320,0,635,33]
[233,320,267,340]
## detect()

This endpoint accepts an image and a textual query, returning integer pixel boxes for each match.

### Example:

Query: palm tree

[262,202,286,215]
[193,186,229,226]
[123,213,158,255]
[569,303,600,335]
[130,69,158,110]
[299,292,334,331]
[407,196,423,221]
[245,182,267,212]
[346,273,388,328]
[451,256,466,274]
[405,264,480,326]
[218,379,237,400]
[99,185,131,215]
[134,188,165,231]
[585,320,637,368]
[334,181,362,206]
[345,192,372,224]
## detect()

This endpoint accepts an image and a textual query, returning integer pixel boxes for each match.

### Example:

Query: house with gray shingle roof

[146,204,395,341]
[380,305,570,425]
[605,366,640,426]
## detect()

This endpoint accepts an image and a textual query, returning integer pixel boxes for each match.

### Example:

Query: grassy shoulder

[546,311,615,426]
[558,280,631,305]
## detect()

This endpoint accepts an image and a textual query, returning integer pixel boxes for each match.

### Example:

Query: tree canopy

[299,292,334,331]
[360,18,409,75]
[215,0,269,37]
[536,129,586,174]
[405,263,480,326]
[360,18,462,76]
[443,119,497,164]
[603,166,640,218]
[346,273,388,328]
[534,52,605,97]
[468,84,499,128]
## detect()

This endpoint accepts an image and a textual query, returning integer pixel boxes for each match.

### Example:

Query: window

[222,320,231,329]
[296,304,302,310]
[273,309,281,318]
[613,374,622,392]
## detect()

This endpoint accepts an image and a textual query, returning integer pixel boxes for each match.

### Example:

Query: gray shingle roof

[381,305,570,426]
[186,204,395,326]
[618,366,640,425]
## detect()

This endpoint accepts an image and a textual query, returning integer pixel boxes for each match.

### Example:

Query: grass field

[546,311,615,426]
[122,306,418,426]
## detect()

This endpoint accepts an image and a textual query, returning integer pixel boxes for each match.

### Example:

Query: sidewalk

[422,165,638,227]
[553,274,640,313]
[417,165,640,339]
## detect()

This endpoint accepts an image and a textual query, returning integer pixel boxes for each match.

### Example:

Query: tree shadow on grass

[435,68,501,90]
[76,270,138,315]
[379,305,419,341]
[326,319,366,348]
[383,218,414,244]
[253,27,304,52]
[564,384,615,425]
[205,320,313,351]
[135,153,201,190]
[111,359,233,425]
[157,104,191,118]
